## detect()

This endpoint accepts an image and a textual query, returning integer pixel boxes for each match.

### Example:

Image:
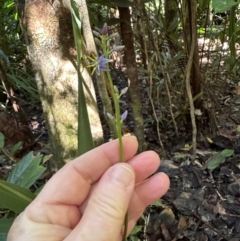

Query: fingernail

[109,164,134,186]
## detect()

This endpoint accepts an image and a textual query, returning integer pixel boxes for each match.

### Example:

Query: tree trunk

[15,0,103,169]
[118,7,146,151]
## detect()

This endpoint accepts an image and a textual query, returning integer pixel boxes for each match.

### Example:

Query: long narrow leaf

[0,180,35,214]
[70,0,94,155]
[0,50,10,65]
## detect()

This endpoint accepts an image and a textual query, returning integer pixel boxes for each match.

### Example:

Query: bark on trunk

[15,0,103,169]
[119,7,145,151]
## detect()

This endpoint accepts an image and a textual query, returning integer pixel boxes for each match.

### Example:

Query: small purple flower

[95,55,110,76]
[121,110,128,121]
[101,23,108,36]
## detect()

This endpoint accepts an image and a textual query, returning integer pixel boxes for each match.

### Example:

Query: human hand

[7,136,169,241]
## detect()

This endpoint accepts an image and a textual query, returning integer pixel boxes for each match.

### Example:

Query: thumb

[65,163,135,241]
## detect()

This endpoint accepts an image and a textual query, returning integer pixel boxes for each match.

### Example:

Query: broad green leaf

[0,132,4,148]
[0,180,35,213]
[0,216,14,240]
[212,0,240,13]
[221,149,234,157]
[7,152,46,189]
[206,152,226,171]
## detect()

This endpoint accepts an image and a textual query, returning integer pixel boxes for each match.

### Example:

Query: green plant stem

[1,147,15,163]
[122,212,128,241]
[106,70,124,162]
[102,36,128,241]
[106,69,128,241]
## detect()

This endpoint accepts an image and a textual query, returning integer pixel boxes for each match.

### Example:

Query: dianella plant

[88,23,129,241]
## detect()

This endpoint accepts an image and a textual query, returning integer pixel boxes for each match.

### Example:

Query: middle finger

[79,150,160,213]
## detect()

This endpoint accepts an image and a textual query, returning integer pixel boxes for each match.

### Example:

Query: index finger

[37,136,138,205]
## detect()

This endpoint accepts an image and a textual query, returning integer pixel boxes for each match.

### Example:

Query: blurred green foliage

[0,0,25,59]
[0,132,50,240]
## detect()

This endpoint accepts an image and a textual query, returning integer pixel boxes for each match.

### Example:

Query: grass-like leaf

[71,0,94,155]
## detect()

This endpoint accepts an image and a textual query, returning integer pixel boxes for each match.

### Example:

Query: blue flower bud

[121,110,128,121]
[101,23,108,36]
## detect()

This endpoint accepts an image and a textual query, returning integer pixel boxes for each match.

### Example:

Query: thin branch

[185,0,197,161]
